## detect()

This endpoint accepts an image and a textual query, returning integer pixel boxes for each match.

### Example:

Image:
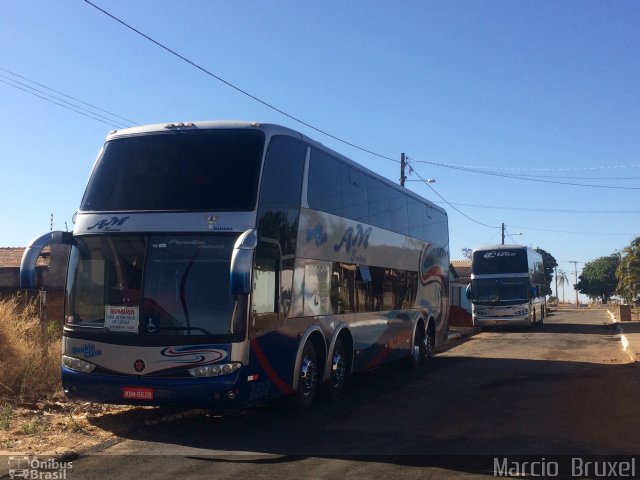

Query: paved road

[38,308,640,478]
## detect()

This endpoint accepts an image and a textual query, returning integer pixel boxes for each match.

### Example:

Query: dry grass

[0,295,63,403]
[0,297,157,455]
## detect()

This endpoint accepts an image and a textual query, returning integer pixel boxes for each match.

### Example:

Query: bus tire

[294,342,319,409]
[425,322,435,361]
[405,323,426,370]
[328,337,349,400]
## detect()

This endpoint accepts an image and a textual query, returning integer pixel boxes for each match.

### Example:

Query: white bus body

[468,245,545,327]
[21,121,449,408]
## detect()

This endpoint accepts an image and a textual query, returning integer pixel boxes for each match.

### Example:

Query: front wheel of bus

[295,342,319,409]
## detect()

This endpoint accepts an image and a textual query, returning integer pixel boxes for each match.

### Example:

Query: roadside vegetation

[575,236,640,305]
[0,296,66,450]
[0,296,142,453]
[0,295,62,404]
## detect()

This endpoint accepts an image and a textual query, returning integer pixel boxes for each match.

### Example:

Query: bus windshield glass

[80,130,265,212]
[65,234,241,339]
[471,278,529,304]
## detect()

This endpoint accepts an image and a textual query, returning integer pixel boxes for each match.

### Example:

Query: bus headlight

[188,362,241,378]
[62,355,96,373]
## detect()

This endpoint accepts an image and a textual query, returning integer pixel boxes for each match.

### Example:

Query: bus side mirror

[230,229,258,295]
[531,286,538,298]
[20,231,73,290]
[465,284,472,300]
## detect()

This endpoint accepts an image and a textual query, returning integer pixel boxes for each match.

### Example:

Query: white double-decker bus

[467,244,545,327]
[21,121,449,409]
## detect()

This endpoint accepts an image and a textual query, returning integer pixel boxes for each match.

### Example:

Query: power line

[407,161,500,229]
[419,161,640,173]
[82,0,399,164]
[431,201,640,215]
[411,158,640,190]
[508,173,640,181]
[82,0,639,202]
[0,77,127,129]
[510,224,638,237]
[0,67,138,126]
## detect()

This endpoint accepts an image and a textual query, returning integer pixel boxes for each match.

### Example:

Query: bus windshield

[80,130,265,212]
[472,278,529,304]
[65,234,242,340]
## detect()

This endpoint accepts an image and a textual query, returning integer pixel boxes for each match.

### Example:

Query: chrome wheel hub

[300,356,317,397]
[331,351,347,387]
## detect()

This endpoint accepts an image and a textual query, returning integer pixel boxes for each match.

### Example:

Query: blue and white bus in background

[467,244,545,328]
[21,121,449,409]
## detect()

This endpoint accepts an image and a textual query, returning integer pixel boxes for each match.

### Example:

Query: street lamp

[501,223,522,245]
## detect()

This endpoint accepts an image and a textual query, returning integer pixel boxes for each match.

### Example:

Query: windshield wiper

[66,322,115,334]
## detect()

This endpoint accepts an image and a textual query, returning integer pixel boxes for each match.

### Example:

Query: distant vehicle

[21,121,449,409]
[466,244,545,327]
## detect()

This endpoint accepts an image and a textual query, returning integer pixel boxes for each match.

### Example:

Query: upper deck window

[472,249,528,275]
[81,130,265,212]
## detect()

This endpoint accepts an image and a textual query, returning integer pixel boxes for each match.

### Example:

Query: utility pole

[400,153,406,187]
[569,260,579,306]
[554,266,558,299]
[501,223,505,245]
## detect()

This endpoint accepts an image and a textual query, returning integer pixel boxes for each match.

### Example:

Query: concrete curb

[607,309,638,363]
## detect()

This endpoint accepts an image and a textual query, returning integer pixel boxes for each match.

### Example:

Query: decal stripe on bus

[250,338,294,395]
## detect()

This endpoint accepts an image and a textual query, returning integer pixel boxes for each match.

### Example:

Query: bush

[0,296,62,402]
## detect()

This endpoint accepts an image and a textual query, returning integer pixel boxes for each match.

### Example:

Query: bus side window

[252,240,281,335]
[303,260,332,316]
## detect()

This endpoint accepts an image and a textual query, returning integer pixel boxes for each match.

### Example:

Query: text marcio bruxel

[494,457,637,478]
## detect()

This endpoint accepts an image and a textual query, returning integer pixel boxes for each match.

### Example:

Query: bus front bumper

[473,315,531,327]
[61,366,258,409]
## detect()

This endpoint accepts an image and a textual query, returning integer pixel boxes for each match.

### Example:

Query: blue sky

[1,1,638,300]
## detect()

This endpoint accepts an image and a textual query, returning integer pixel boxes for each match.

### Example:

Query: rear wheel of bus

[406,321,432,369]
[328,336,350,400]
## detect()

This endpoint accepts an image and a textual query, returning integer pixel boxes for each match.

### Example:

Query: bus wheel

[406,325,426,369]
[328,337,349,400]
[424,325,435,361]
[295,342,319,408]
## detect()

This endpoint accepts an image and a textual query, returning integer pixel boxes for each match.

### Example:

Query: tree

[616,237,640,304]
[535,248,557,297]
[576,254,620,303]
[556,268,570,304]
[461,247,473,260]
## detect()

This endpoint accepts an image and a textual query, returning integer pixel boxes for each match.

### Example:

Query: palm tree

[617,237,640,304]
[557,268,569,304]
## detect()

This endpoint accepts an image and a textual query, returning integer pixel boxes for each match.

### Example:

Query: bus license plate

[122,386,154,400]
